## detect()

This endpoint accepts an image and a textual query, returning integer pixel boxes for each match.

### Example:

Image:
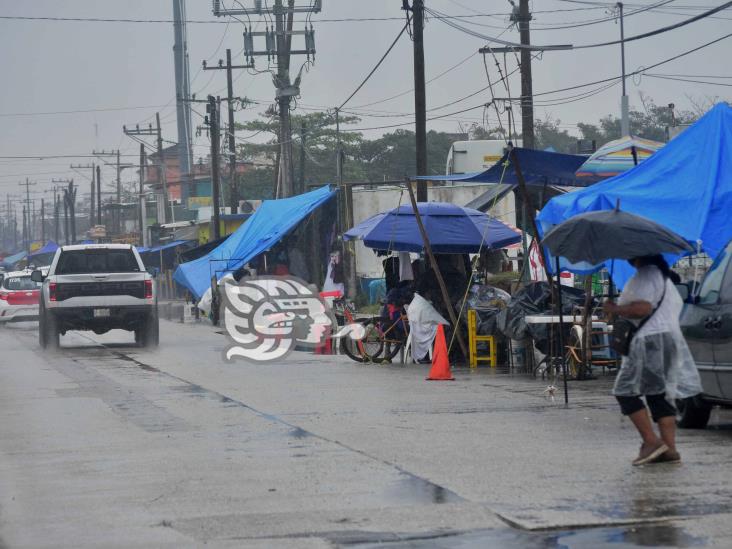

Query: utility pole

[407,0,428,200]
[214,0,318,198]
[298,120,306,195]
[19,178,36,246]
[96,165,102,225]
[206,95,222,240]
[53,179,76,244]
[139,143,148,247]
[516,0,534,149]
[70,163,96,230]
[40,198,45,243]
[617,2,630,136]
[201,48,254,211]
[156,113,170,224]
[92,150,132,234]
[122,123,163,225]
[172,0,194,207]
[54,192,60,242]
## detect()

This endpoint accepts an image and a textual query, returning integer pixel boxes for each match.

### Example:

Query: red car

[0,270,43,324]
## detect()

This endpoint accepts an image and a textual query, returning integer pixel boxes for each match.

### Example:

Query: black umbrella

[541,208,693,265]
[540,207,692,407]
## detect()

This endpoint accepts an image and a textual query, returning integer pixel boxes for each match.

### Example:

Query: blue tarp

[537,103,732,288]
[1,251,27,269]
[416,147,589,187]
[174,185,336,300]
[28,240,59,258]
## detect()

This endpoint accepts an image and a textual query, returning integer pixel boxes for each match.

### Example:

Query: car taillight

[49,283,57,301]
[0,292,7,301]
[144,279,153,299]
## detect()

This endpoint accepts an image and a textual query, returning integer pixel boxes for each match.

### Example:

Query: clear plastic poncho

[611,265,703,401]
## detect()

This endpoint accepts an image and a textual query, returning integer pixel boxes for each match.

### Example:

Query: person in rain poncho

[604,255,702,466]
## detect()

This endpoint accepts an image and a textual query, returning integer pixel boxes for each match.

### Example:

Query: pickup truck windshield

[55,249,140,275]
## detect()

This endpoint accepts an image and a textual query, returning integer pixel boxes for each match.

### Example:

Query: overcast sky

[0,0,730,204]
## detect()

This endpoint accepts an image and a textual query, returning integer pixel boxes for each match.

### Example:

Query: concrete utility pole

[96,165,102,225]
[517,0,534,149]
[53,179,76,244]
[40,199,45,243]
[139,143,148,247]
[410,0,428,201]
[70,163,96,229]
[54,192,60,242]
[206,95,222,241]
[213,0,319,198]
[172,0,194,205]
[122,120,168,225]
[617,2,630,136]
[201,49,254,212]
[18,178,36,246]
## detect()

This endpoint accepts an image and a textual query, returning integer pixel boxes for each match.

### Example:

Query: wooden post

[404,178,469,361]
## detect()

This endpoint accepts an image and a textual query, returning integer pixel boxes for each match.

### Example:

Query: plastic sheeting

[538,103,732,288]
[496,282,588,352]
[174,185,335,300]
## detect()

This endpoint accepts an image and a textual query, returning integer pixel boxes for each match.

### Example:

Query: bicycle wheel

[372,318,405,363]
[342,320,383,363]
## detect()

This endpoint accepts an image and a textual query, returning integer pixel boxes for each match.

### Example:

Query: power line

[337,18,411,111]
[426,2,732,50]
[0,104,171,118]
[644,74,732,86]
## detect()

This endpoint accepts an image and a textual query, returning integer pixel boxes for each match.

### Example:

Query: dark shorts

[616,394,676,422]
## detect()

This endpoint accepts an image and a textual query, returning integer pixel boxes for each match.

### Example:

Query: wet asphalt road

[1,319,732,548]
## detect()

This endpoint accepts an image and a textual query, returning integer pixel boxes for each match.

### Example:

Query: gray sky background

[0,0,730,203]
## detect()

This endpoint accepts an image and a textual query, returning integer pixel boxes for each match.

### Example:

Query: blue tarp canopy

[2,251,27,269]
[537,103,732,288]
[416,147,589,187]
[174,185,335,300]
[28,240,59,258]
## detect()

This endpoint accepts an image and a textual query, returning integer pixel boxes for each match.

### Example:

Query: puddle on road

[381,474,462,506]
[349,523,704,548]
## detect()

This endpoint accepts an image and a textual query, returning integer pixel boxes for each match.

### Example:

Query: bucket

[509,338,527,370]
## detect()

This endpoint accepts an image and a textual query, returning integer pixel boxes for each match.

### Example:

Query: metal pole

[556,256,569,406]
[90,163,95,227]
[116,150,121,234]
[156,112,169,224]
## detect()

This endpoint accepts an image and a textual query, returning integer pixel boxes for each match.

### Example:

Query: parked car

[33,244,158,349]
[679,240,732,427]
[0,269,43,324]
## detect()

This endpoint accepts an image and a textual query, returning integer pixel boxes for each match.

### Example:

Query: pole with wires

[618,2,630,136]
[410,0,428,200]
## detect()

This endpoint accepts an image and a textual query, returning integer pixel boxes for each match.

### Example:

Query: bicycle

[332,298,410,364]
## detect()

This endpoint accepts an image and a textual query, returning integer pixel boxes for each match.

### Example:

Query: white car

[0,269,44,324]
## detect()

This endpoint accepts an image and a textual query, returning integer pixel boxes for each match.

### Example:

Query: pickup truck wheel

[676,396,712,429]
[39,307,47,348]
[40,312,60,350]
[138,311,159,348]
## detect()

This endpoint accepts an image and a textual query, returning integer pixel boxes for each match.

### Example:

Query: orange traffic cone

[426,324,454,381]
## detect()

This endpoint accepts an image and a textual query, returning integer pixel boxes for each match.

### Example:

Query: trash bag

[496,282,589,343]
[462,284,511,336]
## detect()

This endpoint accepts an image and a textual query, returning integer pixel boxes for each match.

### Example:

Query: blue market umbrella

[344,202,521,253]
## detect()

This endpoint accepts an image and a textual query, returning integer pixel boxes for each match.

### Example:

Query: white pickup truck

[32,244,159,349]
